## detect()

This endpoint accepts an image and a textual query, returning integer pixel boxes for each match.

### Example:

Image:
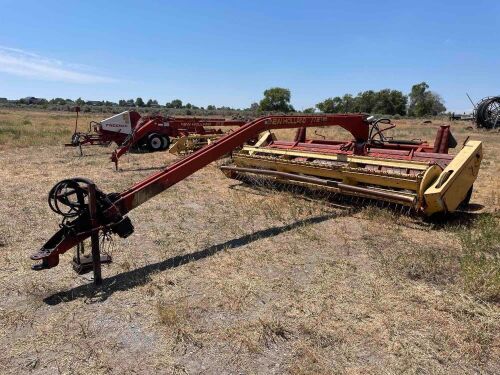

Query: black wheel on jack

[160,135,170,150]
[147,133,163,152]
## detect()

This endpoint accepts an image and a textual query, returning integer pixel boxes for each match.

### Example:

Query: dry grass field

[0,109,498,374]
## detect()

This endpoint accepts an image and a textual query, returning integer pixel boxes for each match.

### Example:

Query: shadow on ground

[44,211,349,305]
[422,208,487,229]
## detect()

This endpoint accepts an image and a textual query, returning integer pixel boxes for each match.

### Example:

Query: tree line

[258,82,446,117]
[2,81,447,117]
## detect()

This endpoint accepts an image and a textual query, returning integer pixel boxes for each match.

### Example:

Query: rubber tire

[458,186,473,210]
[147,133,163,152]
[160,135,170,150]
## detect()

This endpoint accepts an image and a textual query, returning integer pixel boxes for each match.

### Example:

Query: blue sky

[0,0,498,112]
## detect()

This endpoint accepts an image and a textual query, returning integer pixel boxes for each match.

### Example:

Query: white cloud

[0,46,117,84]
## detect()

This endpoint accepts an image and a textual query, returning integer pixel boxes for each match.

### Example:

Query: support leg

[88,184,102,286]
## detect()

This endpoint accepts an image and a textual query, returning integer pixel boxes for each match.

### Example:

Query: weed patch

[458,214,500,302]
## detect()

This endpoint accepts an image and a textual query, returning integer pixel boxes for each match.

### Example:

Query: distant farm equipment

[67,108,247,159]
[31,114,483,285]
[474,96,500,129]
[449,112,474,121]
[109,112,247,168]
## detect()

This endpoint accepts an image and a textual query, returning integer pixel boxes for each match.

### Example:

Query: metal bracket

[72,253,112,275]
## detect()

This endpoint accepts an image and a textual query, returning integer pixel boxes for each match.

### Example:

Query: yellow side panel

[423,141,483,215]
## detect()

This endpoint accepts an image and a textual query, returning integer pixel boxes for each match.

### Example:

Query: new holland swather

[67,107,246,161]
[33,114,482,284]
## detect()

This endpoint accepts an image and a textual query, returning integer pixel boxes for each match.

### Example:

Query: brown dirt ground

[0,110,499,374]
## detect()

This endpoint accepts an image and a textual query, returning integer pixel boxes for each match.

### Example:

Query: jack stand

[72,241,112,275]
[89,183,103,285]
[71,183,112,285]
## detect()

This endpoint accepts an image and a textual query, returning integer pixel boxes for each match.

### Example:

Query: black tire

[160,135,170,150]
[147,133,163,152]
[458,186,473,210]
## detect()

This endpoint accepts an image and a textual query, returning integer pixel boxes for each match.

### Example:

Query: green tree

[166,99,183,108]
[408,82,446,116]
[408,82,429,116]
[316,97,343,113]
[317,89,407,115]
[75,97,85,106]
[428,92,446,115]
[249,102,259,111]
[372,89,407,115]
[259,87,294,112]
[341,94,358,112]
[303,107,316,114]
[356,90,377,113]
[50,98,67,105]
[135,97,145,107]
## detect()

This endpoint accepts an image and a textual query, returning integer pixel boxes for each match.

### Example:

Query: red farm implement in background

[67,108,140,148]
[110,113,247,168]
[31,114,482,285]
[67,108,247,156]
